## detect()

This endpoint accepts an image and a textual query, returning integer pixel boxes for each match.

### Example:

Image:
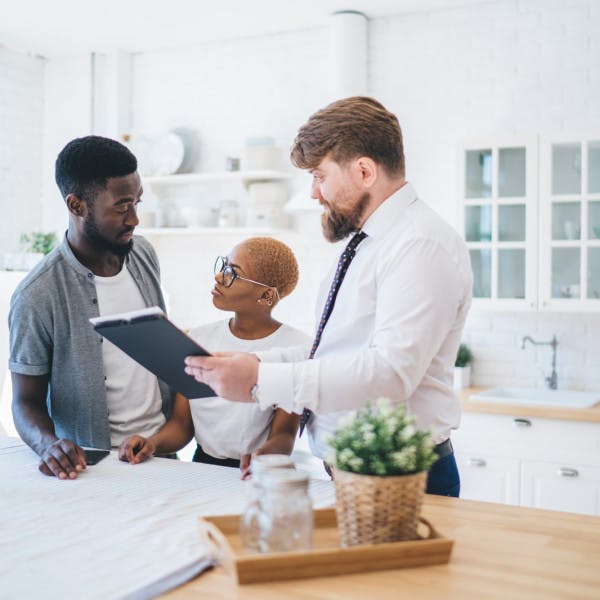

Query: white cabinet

[455,453,520,505]
[539,135,600,311]
[460,133,600,311]
[521,460,600,516]
[459,138,538,309]
[453,411,600,515]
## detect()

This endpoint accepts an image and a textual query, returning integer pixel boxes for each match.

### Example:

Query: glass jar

[256,470,313,553]
[240,455,295,552]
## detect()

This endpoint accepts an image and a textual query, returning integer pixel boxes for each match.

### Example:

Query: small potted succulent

[454,343,473,390]
[327,398,438,546]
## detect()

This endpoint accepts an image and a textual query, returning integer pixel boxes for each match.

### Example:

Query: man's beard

[321,191,370,242]
[84,209,134,257]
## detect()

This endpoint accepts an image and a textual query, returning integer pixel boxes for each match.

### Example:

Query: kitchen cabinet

[520,460,600,515]
[460,133,600,311]
[539,135,600,311]
[459,138,538,309]
[453,410,600,515]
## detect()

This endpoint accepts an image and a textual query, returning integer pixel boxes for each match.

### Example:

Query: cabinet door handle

[467,458,487,467]
[557,467,579,478]
[513,418,532,428]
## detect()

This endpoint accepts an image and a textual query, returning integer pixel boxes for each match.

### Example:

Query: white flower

[348,456,364,471]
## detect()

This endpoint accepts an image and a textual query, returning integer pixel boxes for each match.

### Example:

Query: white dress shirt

[256,182,473,459]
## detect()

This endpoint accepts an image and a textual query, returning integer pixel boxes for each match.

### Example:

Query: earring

[267,299,273,306]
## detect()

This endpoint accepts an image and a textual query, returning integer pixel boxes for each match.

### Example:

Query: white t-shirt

[95,267,166,447]
[188,319,310,460]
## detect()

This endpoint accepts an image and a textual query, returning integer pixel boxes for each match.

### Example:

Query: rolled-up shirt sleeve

[8,290,53,376]
[257,237,464,415]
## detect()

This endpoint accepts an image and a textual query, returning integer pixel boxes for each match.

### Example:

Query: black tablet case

[92,313,215,399]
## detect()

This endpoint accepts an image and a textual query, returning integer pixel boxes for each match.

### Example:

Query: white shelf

[137,226,290,236]
[143,170,291,186]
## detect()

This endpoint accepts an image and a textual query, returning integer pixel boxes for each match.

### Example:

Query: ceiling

[0,0,492,58]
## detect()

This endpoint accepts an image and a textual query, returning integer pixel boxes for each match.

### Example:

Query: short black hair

[55,135,137,203]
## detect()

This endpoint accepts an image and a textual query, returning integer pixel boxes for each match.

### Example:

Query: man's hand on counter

[184,352,258,403]
[38,438,87,479]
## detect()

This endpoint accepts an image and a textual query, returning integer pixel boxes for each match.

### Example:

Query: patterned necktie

[299,230,368,436]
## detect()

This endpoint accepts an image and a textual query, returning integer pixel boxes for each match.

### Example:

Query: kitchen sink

[470,387,600,409]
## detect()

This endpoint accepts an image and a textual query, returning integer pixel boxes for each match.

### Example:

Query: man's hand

[118,435,156,464]
[38,439,87,479]
[184,352,259,403]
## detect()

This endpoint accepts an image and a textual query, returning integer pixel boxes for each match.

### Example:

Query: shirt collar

[59,232,131,279]
[361,181,418,240]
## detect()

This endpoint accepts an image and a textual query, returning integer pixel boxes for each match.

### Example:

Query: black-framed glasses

[213,256,280,299]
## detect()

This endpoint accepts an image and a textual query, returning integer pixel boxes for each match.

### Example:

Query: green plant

[327,398,437,476]
[455,343,473,368]
[20,231,58,255]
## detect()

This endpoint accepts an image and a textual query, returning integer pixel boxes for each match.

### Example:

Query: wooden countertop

[162,494,600,599]
[460,386,600,423]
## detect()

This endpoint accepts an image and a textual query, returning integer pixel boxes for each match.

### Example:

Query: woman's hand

[118,435,156,464]
[240,453,253,480]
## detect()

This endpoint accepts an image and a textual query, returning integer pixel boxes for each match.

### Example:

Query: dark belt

[434,438,453,459]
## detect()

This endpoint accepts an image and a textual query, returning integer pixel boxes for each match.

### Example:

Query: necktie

[299,230,368,436]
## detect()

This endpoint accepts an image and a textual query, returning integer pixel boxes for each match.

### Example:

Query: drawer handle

[558,467,579,478]
[467,458,487,468]
[512,418,532,428]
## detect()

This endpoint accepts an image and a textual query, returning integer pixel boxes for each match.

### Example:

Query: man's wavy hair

[291,96,405,177]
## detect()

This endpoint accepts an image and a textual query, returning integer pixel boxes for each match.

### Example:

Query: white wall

[368,0,600,388]
[0,48,44,254]
[3,0,598,389]
[41,55,93,235]
[128,0,600,388]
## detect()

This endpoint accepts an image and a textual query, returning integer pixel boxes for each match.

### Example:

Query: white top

[256,182,473,459]
[95,267,166,447]
[188,320,310,459]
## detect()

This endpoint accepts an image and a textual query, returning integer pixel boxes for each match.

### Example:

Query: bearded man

[184,97,473,497]
[9,136,173,479]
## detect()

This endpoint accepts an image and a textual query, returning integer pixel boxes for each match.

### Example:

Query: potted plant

[327,398,438,546]
[4,231,59,271]
[454,343,473,390]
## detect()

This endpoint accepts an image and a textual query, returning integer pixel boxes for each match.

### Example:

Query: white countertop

[0,438,334,599]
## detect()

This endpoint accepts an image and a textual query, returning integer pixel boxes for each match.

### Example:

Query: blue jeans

[426,453,460,497]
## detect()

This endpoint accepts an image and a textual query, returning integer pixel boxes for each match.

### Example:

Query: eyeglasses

[214,256,281,300]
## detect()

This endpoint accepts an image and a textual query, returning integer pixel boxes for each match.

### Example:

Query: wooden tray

[198,508,453,584]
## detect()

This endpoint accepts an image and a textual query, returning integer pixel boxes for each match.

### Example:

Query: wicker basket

[333,468,428,546]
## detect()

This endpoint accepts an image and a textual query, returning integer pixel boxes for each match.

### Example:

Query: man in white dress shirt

[184,97,472,496]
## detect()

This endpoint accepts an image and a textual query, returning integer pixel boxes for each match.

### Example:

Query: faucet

[521,335,558,389]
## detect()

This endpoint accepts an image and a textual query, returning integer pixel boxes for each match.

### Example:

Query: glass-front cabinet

[460,140,537,308]
[540,135,600,310]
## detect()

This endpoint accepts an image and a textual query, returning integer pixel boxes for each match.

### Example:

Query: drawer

[453,412,600,465]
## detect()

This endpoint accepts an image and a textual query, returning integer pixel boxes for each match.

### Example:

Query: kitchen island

[164,493,600,599]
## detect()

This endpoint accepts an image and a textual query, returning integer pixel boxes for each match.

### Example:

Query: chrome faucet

[521,335,558,389]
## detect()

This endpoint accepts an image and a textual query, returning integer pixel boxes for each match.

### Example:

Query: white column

[329,11,368,101]
[91,50,132,140]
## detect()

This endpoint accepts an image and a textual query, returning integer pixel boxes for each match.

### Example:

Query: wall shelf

[143,170,291,187]
[137,226,283,236]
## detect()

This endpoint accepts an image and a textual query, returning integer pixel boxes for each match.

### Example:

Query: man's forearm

[12,400,58,456]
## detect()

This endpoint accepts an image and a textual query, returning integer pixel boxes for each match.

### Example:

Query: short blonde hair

[240,237,299,299]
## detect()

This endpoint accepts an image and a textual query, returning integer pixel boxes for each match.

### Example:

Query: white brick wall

[1,1,593,389]
[0,48,45,253]
[368,0,600,390]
